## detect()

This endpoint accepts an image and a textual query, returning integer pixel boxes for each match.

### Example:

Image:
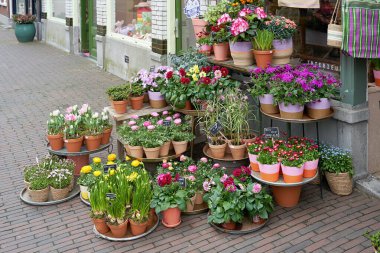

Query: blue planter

[14,23,36,43]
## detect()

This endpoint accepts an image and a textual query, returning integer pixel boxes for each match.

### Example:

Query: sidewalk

[0,28,379,253]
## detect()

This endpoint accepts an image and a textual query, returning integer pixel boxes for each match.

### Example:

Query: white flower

[52,110,60,116]
[73,105,78,110]
[102,115,108,120]
[49,113,53,117]
[92,112,99,118]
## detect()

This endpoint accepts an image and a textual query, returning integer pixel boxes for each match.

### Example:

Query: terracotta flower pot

[374,70,380,86]
[80,185,90,200]
[162,207,181,228]
[130,220,148,236]
[258,162,281,182]
[306,98,331,119]
[194,191,204,205]
[209,142,227,159]
[85,134,103,151]
[228,143,246,160]
[93,218,110,234]
[130,95,144,110]
[101,127,112,145]
[28,187,49,202]
[112,100,128,114]
[281,164,304,183]
[213,43,229,61]
[148,91,167,109]
[50,186,70,201]
[184,100,193,110]
[259,94,279,114]
[249,153,259,172]
[107,220,128,238]
[272,185,302,207]
[191,18,208,39]
[68,154,89,176]
[159,141,171,157]
[252,215,266,224]
[272,38,293,65]
[172,141,188,155]
[143,146,161,159]
[304,159,319,178]
[186,195,196,212]
[64,136,84,152]
[199,44,212,56]
[279,103,304,119]
[221,221,236,230]
[229,41,254,66]
[47,133,64,150]
[128,145,144,158]
[253,50,273,69]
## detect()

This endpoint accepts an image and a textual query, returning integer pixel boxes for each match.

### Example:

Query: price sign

[178,177,186,188]
[210,121,222,135]
[163,120,171,126]
[103,164,117,174]
[106,193,116,199]
[264,127,280,139]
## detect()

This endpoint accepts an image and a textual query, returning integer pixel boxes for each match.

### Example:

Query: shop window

[52,0,65,19]
[16,0,25,14]
[113,0,152,42]
[0,0,7,7]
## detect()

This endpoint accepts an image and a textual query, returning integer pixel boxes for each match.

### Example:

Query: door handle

[175,18,179,38]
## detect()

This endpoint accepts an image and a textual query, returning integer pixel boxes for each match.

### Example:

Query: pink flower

[174,118,182,125]
[200,157,208,163]
[157,119,163,125]
[230,18,249,36]
[220,174,228,183]
[151,112,159,117]
[64,114,77,121]
[188,175,195,181]
[66,106,73,114]
[239,8,252,17]
[180,155,187,162]
[203,181,211,192]
[254,7,267,19]
[131,125,139,131]
[130,115,139,119]
[252,183,262,193]
[165,116,172,121]
[79,104,89,115]
[128,120,136,126]
[173,113,181,119]
[162,163,169,169]
[217,13,232,25]
[147,125,155,130]
[162,111,169,115]
[188,165,197,173]
[214,70,222,79]
[143,121,151,127]
[212,163,220,169]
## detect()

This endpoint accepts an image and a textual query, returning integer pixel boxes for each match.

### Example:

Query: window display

[52,0,65,19]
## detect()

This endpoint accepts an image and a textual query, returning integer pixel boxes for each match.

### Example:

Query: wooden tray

[20,185,80,206]
[203,144,248,161]
[260,109,334,123]
[209,215,268,234]
[182,202,209,215]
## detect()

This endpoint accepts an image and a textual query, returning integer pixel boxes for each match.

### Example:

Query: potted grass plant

[253,29,274,69]
[47,110,65,150]
[106,84,131,114]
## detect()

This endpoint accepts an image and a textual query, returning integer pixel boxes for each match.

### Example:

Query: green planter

[15,23,36,43]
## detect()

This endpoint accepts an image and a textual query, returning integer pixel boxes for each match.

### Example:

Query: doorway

[175,0,196,54]
[80,0,97,58]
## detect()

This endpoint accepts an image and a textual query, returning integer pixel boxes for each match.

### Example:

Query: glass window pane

[16,0,26,14]
[52,0,65,19]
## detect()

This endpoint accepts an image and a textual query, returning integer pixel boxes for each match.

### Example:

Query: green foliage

[89,177,108,218]
[260,15,297,40]
[172,131,195,142]
[47,110,65,135]
[151,182,187,213]
[140,130,164,148]
[131,170,152,223]
[210,26,230,44]
[130,82,145,97]
[204,0,230,24]
[169,48,211,71]
[244,183,274,219]
[320,144,354,176]
[253,30,274,51]
[12,14,36,24]
[106,84,131,101]
[197,36,213,46]
[364,230,380,251]
[372,59,380,70]
[29,176,49,190]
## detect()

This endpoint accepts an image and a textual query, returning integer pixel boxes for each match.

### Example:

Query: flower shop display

[252,29,274,69]
[191,17,209,41]
[320,144,354,196]
[256,139,282,182]
[169,48,211,72]
[47,110,65,150]
[106,84,131,114]
[372,59,380,86]
[364,230,380,253]
[129,82,145,110]
[210,24,230,61]
[77,156,105,200]
[260,15,297,64]
[247,136,265,172]
[12,14,36,43]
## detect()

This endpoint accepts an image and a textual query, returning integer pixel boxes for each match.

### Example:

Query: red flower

[213,65,221,71]
[221,67,229,77]
[201,77,211,85]
[179,68,186,77]
[211,25,221,32]
[157,173,172,187]
[180,77,190,84]
[166,71,173,79]
[175,173,180,182]
[201,66,212,73]
[223,177,235,189]
[233,168,242,177]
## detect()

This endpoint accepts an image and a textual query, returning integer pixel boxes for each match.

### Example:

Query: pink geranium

[239,8,252,17]
[188,165,197,173]
[230,18,249,36]
[254,7,267,19]
[143,121,151,127]
[252,183,262,193]
[217,13,232,25]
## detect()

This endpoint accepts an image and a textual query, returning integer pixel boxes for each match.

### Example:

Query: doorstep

[356,175,380,200]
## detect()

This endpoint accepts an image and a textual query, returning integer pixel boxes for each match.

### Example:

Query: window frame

[48,0,66,23]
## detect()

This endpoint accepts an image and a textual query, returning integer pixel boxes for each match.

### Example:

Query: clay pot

[85,134,103,151]
[148,91,167,108]
[184,100,193,110]
[228,143,246,160]
[50,186,70,201]
[209,142,227,159]
[249,153,259,172]
[213,43,229,61]
[64,136,84,152]
[186,195,196,212]
[108,220,128,238]
[28,187,49,202]
[191,18,208,39]
[159,141,171,157]
[221,221,236,230]
[143,92,149,103]
[306,98,331,119]
[304,159,319,178]
[130,220,148,236]
[259,94,279,114]
[93,218,110,234]
[101,127,112,145]
[172,141,188,155]
[162,207,181,228]
[272,38,293,65]
[272,185,302,207]
[258,162,281,182]
[130,95,144,110]
[229,41,254,66]
[112,100,128,114]
[128,145,144,158]
[143,146,161,159]
[199,44,212,56]
[281,164,304,183]
[47,133,64,150]
[253,50,273,69]
[68,154,89,176]
[279,103,304,119]
[194,191,204,205]
[252,215,266,224]
[374,70,380,86]
[80,185,90,200]
[147,208,156,227]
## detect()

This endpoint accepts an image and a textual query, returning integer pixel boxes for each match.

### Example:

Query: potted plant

[77,165,96,200]
[172,131,194,155]
[364,230,380,253]
[253,29,274,69]
[161,68,193,109]
[141,130,164,159]
[12,14,36,43]
[100,108,112,145]
[280,147,305,183]
[106,84,131,114]
[288,137,319,178]
[247,137,265,172]
[151,172,187,227]
[244,182,274,224]
[210,23,230,61]
[169,47,211,72]
[47,110,65,150]
[119,120,144,158]
[63,113,83,152]
[191,15,208,41]
[256,139,282,182]
[106,195,129,238]
[28,174,50,202]
[24,165,39,189]
[84,112,103,151]
[320,144,354,196]
[89,177,110,234]
[197,33,213,56]
[48,168,73,201]
[129,82,145,110]
[261,15,297,64]
[372,59,380,86]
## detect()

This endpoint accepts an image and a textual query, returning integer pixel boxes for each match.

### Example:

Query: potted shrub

[48,168,73,201]
[63,113,83,152]
[197,33,213,56]
[161,68,193,109]
[100,108,112,145]
[141,130,164,159]
[256,139,282,182]
[151,172,187,227]
[320,144,354,196]
[106,84,131,114]
[172,131,194,155]
[364,230,380,253]
[129,82,145,110]
[244,182,274,224]
[372,59,380,86]
[47,110,65,151]
[247,137,265,172]
[84,112,103,151]
[77,165,96,200]
[253,29,274,69]
[261,15,297,64]
[12,14,36,43]
[28,175,50,202]
[89,177,110,234]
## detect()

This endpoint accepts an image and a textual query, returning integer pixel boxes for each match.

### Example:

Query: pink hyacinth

[174,118,182,125]
[157,119,163,125]
[173,113,181,119]
[254,7,267,19]
[64,114,77,121]
[66,106,73,114]
[188,175,195,181]
[220,174,228,183]
[203,181,211,192]
[252,183,262,193]
[212,163,220,169]
[217,13,232,25]
[128,120,136,126]
[200,157,208,163]
[147,125,155,130]
[130,115,139,119]
[131,125,139,131]
[165,116,172,121]
[230,18,249,36]
[188,165,197,173]
[143,121,151,127]
[162,111,169,115]
[239,8,252,17]
[180,155,187,162]
[151,112,159,117]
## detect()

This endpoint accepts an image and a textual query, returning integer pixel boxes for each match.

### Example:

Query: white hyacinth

[52,110,60,116]
[92,112,99,118]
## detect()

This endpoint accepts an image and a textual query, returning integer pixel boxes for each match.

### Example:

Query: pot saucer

[162,219,182,228]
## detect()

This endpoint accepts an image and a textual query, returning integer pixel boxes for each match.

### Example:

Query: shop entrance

[175,0,196,54]
[80,0,97,58]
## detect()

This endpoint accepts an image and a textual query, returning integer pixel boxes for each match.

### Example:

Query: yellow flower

[125,156,131,161]
[80,165,92,174]
[126,171,139,182]
[169,166,174,171]
[189,66,194,73]
[107,154,117,161]
[107,161,115,165]
[192,74,198,81]
[109,169,115,176]
[81,191,89,200]
[93,157,101,164]
[199,71,206,78]
[131,160,140,167]
[93,171,102,177]
[104,175,109,181]
[193,65,199,73]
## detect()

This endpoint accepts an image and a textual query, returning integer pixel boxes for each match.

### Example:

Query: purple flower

[280,72,294,83]
[165,116,173,121]
[220,174,228,183]
[265,66,277,74]
[188,165,197,173]
[252,183,262,193]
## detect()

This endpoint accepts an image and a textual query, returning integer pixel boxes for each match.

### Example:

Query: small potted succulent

[84,112,103,151]
[106,84,131,114]
[252,29,274,69]
[129,82,145,110]
[48,168,73,201]
[47,110,65,151]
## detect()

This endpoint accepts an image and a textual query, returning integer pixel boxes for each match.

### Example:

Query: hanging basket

[325,172,353,196]
[327,0,342,48]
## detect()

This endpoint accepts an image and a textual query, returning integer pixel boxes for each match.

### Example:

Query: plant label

[106,193,116,199]
[163,120,171,126]
[264,127,280,138]
[178,177,186,188]
[103,164,117,174]
[149,65,155,72]
[210,121,222,135]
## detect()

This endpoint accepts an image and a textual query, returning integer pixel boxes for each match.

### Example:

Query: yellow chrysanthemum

[93,171,102,177]
[199,71,206,78]
[126,171,139,182]
[107,161,115,165]
[192,74,198,81]
[107,154,117,161]
[80,165,92,174]
[109,169,115,176]
[125,156,131,161]
[131,160,140,167]
[93,157,101,164]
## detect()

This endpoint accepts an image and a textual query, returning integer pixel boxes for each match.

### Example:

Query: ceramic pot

[112,100,128,114]
[128,145,144,158]
[28,187,49,202]
[258,162,281,182]
[304,159,318,178]
[194,191,204,205]
[162,207,181,228]
[229,41,254,66]
[272,185,302,207]
[148,91,167,108]
[172,141,188,155]
[253,50,273,69]
[107,220,128,238]
[130,220,148,236]
[159,141,171,157]
[130,95,144,110]
[50,186,70,201]
[259,94,279,114]
[186,195,196,212]
[209,142,227,159]
[281,164,304,183]
[279,103,304,119]
[64,136,84,152]
[80,185,90,200]
[101,127,112,145]
[249,153,259,172]
[191,18,208,39]
[143,146,161,159]
[47,133,64,150]
[15,23,36,43]
[306,98,331,119]
[221,221,236,230]
[374,70,380,86]
[85,134,103,151]
[93,218,110,234]
[272,38,293,65]
[228,143,246,160]
[199,44,212,55]
[213,43,229,61]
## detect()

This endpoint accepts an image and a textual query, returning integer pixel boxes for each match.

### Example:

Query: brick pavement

[0,28,380,253]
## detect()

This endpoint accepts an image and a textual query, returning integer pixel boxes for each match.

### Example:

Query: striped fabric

[342,0,380,58]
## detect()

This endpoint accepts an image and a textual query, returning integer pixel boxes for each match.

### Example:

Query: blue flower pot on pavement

[15,23,36,43]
